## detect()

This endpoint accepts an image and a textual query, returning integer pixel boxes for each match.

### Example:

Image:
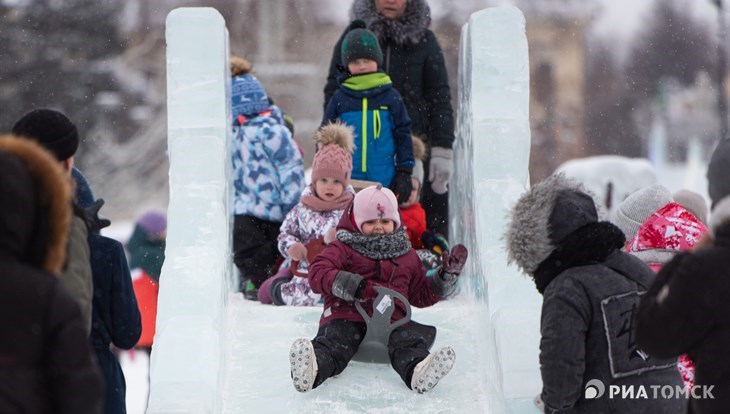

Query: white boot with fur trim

[290,338,318,392]
[411,346,456,393]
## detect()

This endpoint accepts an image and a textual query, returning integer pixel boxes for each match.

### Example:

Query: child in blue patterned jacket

[230,56,305,297]
[322,20,415,204]
[258,122,356,306]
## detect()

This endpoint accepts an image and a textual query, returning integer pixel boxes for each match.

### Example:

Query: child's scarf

[336,227,412,260]
[300,188,353,212]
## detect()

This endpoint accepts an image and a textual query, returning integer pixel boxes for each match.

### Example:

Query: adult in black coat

[324,0,454,236]
[0,135,103,414]
[506,174,683,414]
[636,194,730,414]
[73,168,142,414]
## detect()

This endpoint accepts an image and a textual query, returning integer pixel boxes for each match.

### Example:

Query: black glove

[80,199,111,234]
[389,166,413,203]
[422,230,450,255]
[332,271,365,302]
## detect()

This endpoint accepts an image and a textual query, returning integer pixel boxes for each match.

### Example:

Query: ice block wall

[147,8,232,414]
[452,6,543,413]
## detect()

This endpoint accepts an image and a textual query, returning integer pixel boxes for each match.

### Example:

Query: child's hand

[390,168,413,202]
[422,230,449,255]
[287,243,308,261]
[441,244,468,278]
[355,281,378,302]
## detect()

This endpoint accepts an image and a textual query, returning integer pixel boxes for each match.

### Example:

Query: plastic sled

[352,286,436,364]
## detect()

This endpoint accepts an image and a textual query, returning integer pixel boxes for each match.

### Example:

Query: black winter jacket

[540,251,683,413]
[324,0,454,149]
[89,234,142,414]
[637,221,730,414]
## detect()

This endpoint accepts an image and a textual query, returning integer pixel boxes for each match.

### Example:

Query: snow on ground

[222,292,490,414]
[121,349,151,414]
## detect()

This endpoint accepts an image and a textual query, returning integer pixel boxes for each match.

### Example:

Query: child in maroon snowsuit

[289,185,468,393]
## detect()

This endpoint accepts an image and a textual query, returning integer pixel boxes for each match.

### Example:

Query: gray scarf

[336,227,412,260]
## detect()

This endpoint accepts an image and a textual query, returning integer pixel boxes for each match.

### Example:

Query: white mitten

[428,147,453,195]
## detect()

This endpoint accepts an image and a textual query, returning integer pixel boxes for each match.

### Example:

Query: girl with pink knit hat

[289,184,469,394]
[258,121,357,306]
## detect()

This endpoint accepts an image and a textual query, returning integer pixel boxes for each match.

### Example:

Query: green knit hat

[341,20,383,67]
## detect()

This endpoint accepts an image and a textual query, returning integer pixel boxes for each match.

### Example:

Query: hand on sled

[287,242,308,261]
[354,280,378,302]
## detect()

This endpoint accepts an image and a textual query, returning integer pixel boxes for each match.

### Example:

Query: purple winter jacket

[308,209,441,326]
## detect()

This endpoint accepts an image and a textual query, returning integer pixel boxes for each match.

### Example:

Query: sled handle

[354,286,412,330]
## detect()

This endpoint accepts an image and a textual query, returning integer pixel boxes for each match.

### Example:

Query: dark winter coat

[540,251,683,413]
[324,0,454,150]
[127,224,166,282]
[73,168,142,414]
[308,207,440,326]
[323,72,414,186]
[64,211,94,333]
[505,174,683,414]
[89,234,142,414]
[637,214,730,414]
[0,136,103,414]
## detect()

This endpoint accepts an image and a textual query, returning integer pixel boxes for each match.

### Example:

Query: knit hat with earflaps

[612,183,673,241]
[353,184,401,231]
[12,109,79,161]
[231,74,270,120]
[311,122,355,186]
[341,20,383,67]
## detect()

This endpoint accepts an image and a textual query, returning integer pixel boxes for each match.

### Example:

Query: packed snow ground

[221,292,491,414]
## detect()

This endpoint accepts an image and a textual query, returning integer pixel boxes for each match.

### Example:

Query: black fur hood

[352,0,431,47]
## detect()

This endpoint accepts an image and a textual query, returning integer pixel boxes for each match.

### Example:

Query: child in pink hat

[289,184,469,394]
[258,121,356,306]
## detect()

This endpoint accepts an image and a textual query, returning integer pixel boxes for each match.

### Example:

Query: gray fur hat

[505,174,598,275]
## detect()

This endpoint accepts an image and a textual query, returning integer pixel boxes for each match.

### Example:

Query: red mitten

[356,280,379,302]
[441,244,468,280]
[287,243,308,261]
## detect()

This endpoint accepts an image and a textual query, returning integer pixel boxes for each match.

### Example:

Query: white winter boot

[290,338,318,392]
[410,346,456,393]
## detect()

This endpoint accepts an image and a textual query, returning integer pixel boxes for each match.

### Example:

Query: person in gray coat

[505,174,683,414]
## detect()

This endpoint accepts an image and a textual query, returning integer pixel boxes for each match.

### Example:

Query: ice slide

[147,7,542,414]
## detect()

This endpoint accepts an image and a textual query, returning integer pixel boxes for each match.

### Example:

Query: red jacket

[400,202,427,249]
[131,268,159,347]
[308,211,440,326]
[625,201,708,389]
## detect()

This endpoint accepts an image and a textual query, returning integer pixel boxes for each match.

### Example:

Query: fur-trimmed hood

[0,135,71,274]
[505,174,598,276]
[412,134,427,161]
[352,0,431,47]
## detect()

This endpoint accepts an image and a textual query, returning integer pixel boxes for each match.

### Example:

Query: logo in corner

[585,379,605,399]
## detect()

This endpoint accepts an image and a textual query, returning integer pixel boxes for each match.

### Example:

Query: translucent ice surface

[147,8,232,414]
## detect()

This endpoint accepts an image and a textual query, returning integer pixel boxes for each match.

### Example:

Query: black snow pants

[232,214,281,287]
[311,319,430,389]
